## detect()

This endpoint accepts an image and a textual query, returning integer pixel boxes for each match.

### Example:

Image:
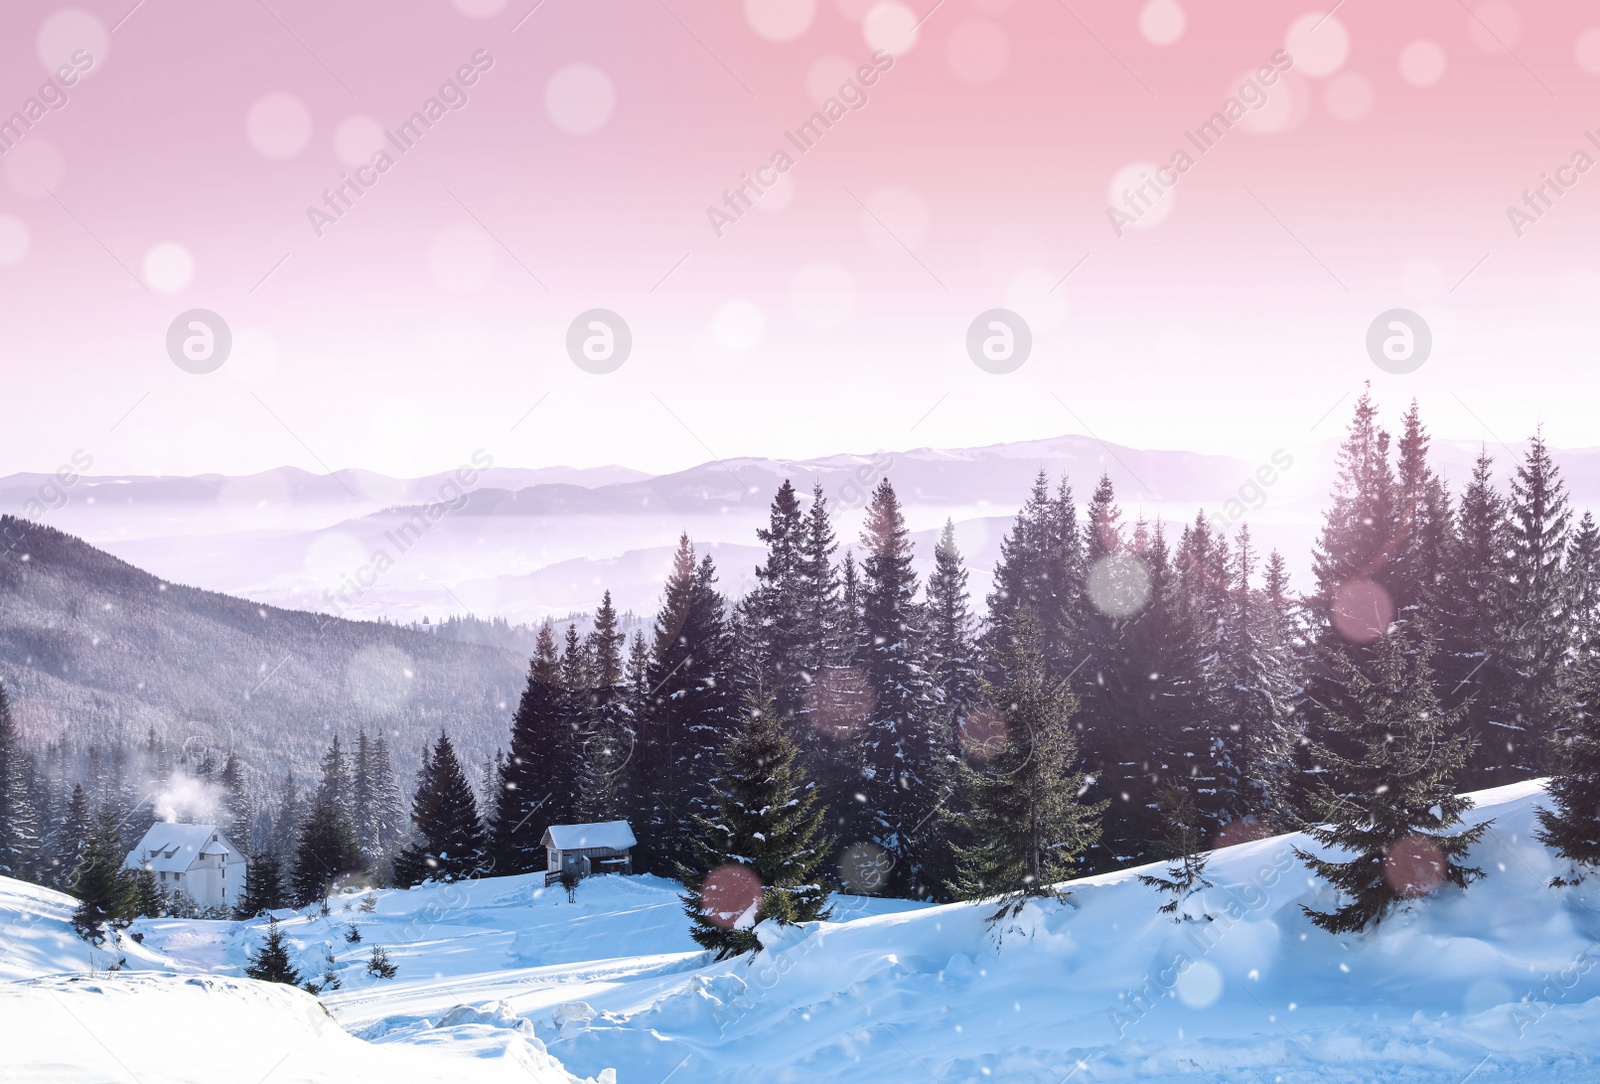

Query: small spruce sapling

[343,922,362,944]
[1137,783,1215,921]
[366,944,397,980]
[244,917,303,986]
[303,947,342,995]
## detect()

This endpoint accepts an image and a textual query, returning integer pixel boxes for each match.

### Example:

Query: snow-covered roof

[542,821,636,852]
[123,823,236,873]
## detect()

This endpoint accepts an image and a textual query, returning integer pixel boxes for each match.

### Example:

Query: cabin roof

[123,823,236,873]
[542,820,636,851]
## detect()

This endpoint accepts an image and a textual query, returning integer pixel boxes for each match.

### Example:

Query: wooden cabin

[542,820,636,886]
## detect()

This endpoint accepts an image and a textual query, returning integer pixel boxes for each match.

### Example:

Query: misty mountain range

[5,431,1597,623]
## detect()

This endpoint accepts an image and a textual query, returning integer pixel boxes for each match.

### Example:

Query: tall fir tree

[269,771,303,860]
[218,752,253,850]
[1568,511,1600,656]
[0,680,40,879]
[351,731,378,866]
[926,519,982,736]
[1296,631,1486,933]
[237,848,287,917]
[392,731,486,886]
[70,806,136,940]
[492,623,575,874]
[838,548,867,663]
[985,472,1082,684]
[679,687,832,958]
[854,479,949,898]
[635,538,735,874]
[948,613,1104,917]
[576,591,634,825]
[1501,432,1575,769]
[799,483,844,671]
[48,783,93,890]
[744,481,811,722]
[1389,402,1454,641]
[1213,528,1300,829]
[1072,472,1157,859]
[290,737,363,905]
[1442,449,1514,785]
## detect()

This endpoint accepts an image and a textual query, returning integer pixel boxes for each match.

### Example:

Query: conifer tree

[270,771,303,860]
[48,783,92,890]
[560,622,591,694]
[1171,511,1233,818]
[1137,781,1214,919]
[237,849,286,917]
[1389,402,1454,640]
[291,737,363,905]
[1296,631,1486,933]
[985,471,1082,683]
[838,548,867,663]
[1536,656,1600,881]
[492,623,572,874]
[1255,549,1304,823]
[368,734,406,868]
[70,806,137,941]
[1214,529,1300,827]
[575,591,634,825]
[1442,449,1513,785]
[365,944,397,979]
[392,732,486,886]
[587,591,626,688]
[799,483,844,671]
[1310,388,1399,617]
[1569,512,1600,655]
[1073,473,1157,857]
[625,630,651,703]
[1502,432,1574,768]
[244,917,302,986]
[351,731,378,865]
[129,866,165,918]
[926,520,981,734]
[855,479,948,897]
[218,752,252,851]
[0,680,40,879]
[948,614,1104,917]
[679,688,832,958]
[745,481,811,721]
[636,538,735,874]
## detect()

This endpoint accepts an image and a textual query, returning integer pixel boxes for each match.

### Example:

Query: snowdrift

[0,876,177,981]
[1,972,588,1084]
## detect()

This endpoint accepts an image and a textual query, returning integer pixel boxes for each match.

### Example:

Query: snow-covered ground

[7,781,1600,1082]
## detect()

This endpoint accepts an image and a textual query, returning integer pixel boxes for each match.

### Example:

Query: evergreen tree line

[8,390,1600,942]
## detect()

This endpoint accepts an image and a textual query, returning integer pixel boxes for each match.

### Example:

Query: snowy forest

[5,390,1600,942]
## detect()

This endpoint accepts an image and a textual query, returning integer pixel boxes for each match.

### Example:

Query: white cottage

[542,820,636,886]
[124,823,246,912]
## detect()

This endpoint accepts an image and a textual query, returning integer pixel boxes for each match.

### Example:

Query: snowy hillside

[0,875,592,1084]
[8,782,1600,1082]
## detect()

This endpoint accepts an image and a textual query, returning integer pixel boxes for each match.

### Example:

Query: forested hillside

[0,516,524,777]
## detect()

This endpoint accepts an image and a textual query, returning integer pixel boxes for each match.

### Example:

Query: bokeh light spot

[247,93,312,160]
[1331,579,1393,644]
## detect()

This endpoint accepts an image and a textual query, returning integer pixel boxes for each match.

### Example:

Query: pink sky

[2,0,1599,478]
